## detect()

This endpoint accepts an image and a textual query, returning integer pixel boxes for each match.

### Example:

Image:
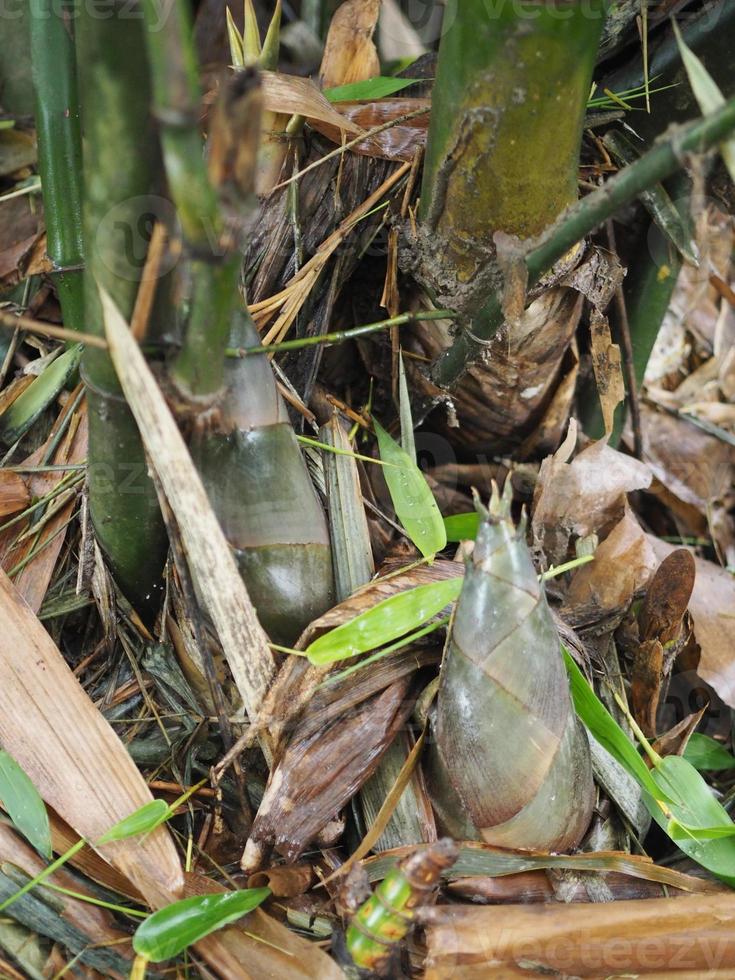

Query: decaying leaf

[244,677,417,870]
[649,536,735,709]
[590,308,625,435]
[532,422,652,565]
[563,508,658,627]
[319,0,381,89]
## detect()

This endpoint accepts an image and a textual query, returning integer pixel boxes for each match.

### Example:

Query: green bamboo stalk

[29,0,84,333]
[432,93,735,388]
[140,0,239,401]
[420,0,605,286]
[76,1,168,618]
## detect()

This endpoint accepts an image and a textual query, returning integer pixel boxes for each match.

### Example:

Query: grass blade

[0,750,51,858]
[684,734,735,772]
[374,419,446,558]
[324,76,420,102]
[96,800,170,845]
[305,577,462,665]
[673,19,735,182]
[133,889,271,962]
[562,646,668,802]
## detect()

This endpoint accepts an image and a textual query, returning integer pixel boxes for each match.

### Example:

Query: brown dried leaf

[260,70,362,134]
[2,401,87,612]
[563,508,658,627]
[319,0,381,89]
[590,309,625,435]
[532,422,652,565]
[245,676,416,867]
[247,863,315,898]
[649,536,735,708]
[0,470,28,517]
[639,548,696,645]
[0,568,184,906]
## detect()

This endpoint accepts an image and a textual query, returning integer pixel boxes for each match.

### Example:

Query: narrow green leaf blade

[324,76,420,103]
[0,751,51,858]
[0,345,82,446]
[133,889,271,962]
[684,734,735,772]
[443,512,480,542]
[647,755,735,883]
[397,351,416,461]
[96,799,170,844]
[562,647,669,802]
[673,20,735,183]
[306,577,462,665]
[374,419,446,558]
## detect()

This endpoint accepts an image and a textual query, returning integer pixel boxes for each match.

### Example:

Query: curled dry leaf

[260,70,362,136]
[532,421,652,565]
[563,508,658,627]
[630,548,696,737]
[244,676,417,869]
[649,536,735,709]
[319,0,381,89]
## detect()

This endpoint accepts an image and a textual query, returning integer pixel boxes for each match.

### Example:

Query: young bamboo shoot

[190,317,334,645]
[428,483,594,851]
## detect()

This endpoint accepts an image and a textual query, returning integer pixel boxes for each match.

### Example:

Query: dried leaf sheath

[429,486,594,851]
[190,315,333,645]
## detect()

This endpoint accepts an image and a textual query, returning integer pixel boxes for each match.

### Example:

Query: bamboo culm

[76,0,168,619]
[428,483,594,851]
[29,0,84,332]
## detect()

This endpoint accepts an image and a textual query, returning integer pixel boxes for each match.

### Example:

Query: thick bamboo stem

[420,0,605,285]
[77,0,168,618]
[29,0,85,332]
[141,0,239,400]
[432,94,735,387]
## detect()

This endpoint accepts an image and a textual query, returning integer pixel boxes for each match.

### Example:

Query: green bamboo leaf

[647,755,735,882]
[562,647,669,803]
[374,419,446,558]
[673,20,735,183]
[443,512,480,542]
[0,751,51,858]
[684,734,735,772]
[305,577,462,666]
[96,799,170,844]
[324,77,420,103]
[132,889,271,962]
[0,344,82,446]
[397,351,416,461]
